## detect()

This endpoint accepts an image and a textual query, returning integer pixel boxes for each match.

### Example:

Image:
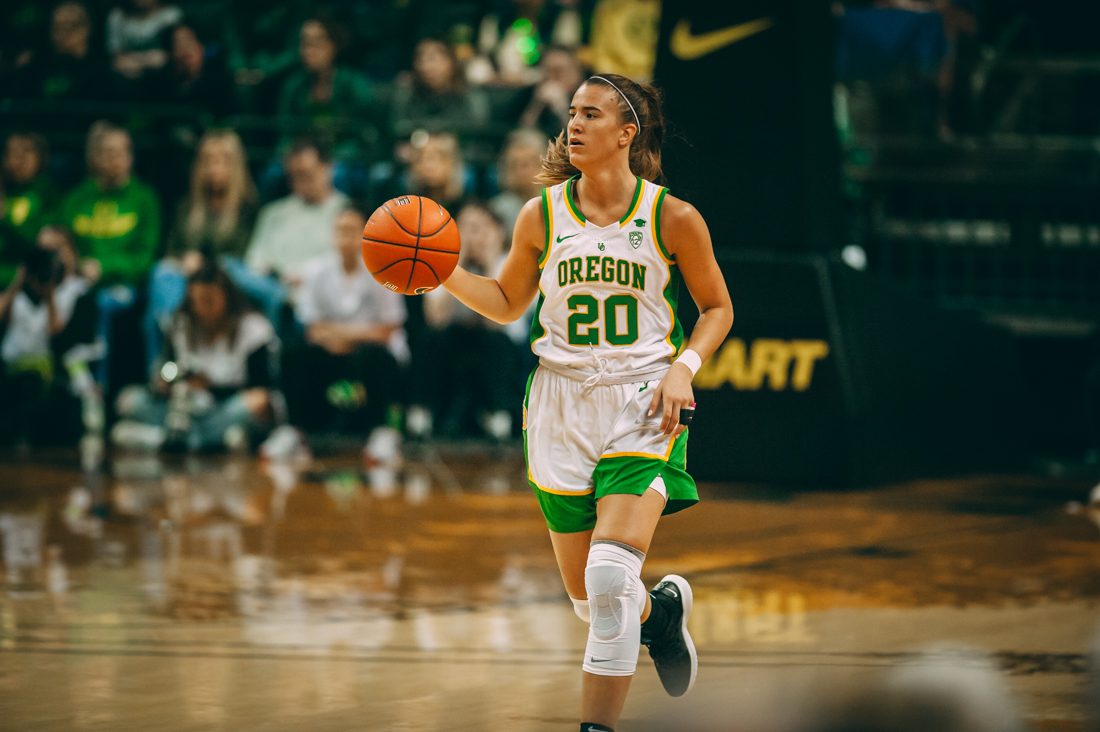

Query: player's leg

[578,488,666,730]
[549,528,593,619]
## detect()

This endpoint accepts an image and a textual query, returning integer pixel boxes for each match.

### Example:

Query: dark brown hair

[179,261,253,348]
[537,74,665,186]
[412,37,465,95]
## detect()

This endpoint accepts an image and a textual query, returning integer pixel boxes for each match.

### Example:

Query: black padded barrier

[684,252,1026,485]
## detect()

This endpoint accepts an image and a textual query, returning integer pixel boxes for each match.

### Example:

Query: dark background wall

[653,0,841,252]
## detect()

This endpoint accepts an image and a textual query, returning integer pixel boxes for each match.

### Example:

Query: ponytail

[537,74,666,186]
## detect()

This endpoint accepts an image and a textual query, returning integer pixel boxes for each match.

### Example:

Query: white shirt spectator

[296,252,410,363]
[166,311,274,388]
[1,276,88,364]
[106,5,183,55]
[245,190,349,281]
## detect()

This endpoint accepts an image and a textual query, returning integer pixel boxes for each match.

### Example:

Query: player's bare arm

[440,197,544,324]
[648,195,734,435]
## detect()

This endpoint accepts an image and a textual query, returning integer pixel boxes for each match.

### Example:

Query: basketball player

[441,74,733,732]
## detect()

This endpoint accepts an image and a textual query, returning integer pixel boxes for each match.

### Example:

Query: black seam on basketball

[422,215,453,238]
[383,203,418,236]
[419,259,439,282]
[362,236,457,255]
[368,258,416,276]
[405,197,423,293]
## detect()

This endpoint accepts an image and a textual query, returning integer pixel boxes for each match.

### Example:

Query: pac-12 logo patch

[629,231,642,249]
[597,242,606,251]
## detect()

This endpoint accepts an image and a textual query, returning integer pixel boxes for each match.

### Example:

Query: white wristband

[674,349,702,377]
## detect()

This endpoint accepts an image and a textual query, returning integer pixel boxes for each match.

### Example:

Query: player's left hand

[649,362,694,436]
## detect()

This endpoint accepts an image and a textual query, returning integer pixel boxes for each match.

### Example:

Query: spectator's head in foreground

[410,132,463,205]
[284,136,334,205]
[298,17,348,76]
[413,37,462,95]
[498,129,545,200]
[85,121,133,190]
[180,262,251,346]
[2,132,49,186]
[187,129,255,234]
[333,206,367,270]
[51,2,92,60]
[456,201,505,272]
[805,648,1025,732]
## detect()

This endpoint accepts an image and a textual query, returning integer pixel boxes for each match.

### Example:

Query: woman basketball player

[441,74,733,731]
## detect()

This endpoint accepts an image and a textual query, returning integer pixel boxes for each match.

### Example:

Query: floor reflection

[0,448,1097,729]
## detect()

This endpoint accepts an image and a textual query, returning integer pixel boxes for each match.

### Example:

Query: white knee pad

[582,541,646,676]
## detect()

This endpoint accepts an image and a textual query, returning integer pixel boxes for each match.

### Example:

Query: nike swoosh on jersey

[557,233,579,243]
[670,17,774,61]
[589,657,615,663]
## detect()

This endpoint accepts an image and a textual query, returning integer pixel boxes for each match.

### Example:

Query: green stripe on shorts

[527,429,698,534]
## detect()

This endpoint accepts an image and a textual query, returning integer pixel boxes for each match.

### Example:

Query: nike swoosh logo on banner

[557,233,579,243]
[670,17,774,61]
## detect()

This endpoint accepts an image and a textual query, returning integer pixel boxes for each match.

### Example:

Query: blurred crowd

[0,0,664,455]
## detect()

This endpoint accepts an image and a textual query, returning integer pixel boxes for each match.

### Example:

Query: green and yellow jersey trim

[652,187,674,264]
[563,176,585,225]
[538,187,553,269]
[563,175,644,228]
[651,187,684,355]
[619,176,645,227]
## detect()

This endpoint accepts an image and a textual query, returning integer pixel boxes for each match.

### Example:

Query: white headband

[589,76,641,133]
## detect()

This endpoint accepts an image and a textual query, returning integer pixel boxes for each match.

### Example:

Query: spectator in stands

[242,136,349,316]
[390,38,489,139]
[278,17,373,128]
[36,224,99,361]
[474,0,584,86]
[0,133,60,287]
[3,2,112,102]
[142,22,239,117]
[490,129,546,238]
[516,47,585,139]
[61,122,160,288]
[145,130,258,367]
[0,241,91,444]
[283,207,407,434]
[407,133,467,214]
[420,201,519,439]
[107,0,182,81]
[113,262,276,452]
[60,121,161,381]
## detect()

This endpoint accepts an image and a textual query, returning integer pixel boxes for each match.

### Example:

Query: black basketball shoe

[641,574,697,697]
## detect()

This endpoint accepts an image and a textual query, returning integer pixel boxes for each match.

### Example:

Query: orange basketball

[361,195,460,295]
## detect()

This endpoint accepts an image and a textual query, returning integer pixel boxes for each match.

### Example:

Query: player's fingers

[647,386,663,417]
[662,398,677,435]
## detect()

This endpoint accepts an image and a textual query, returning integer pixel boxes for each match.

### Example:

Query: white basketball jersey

[530,175,683,382]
